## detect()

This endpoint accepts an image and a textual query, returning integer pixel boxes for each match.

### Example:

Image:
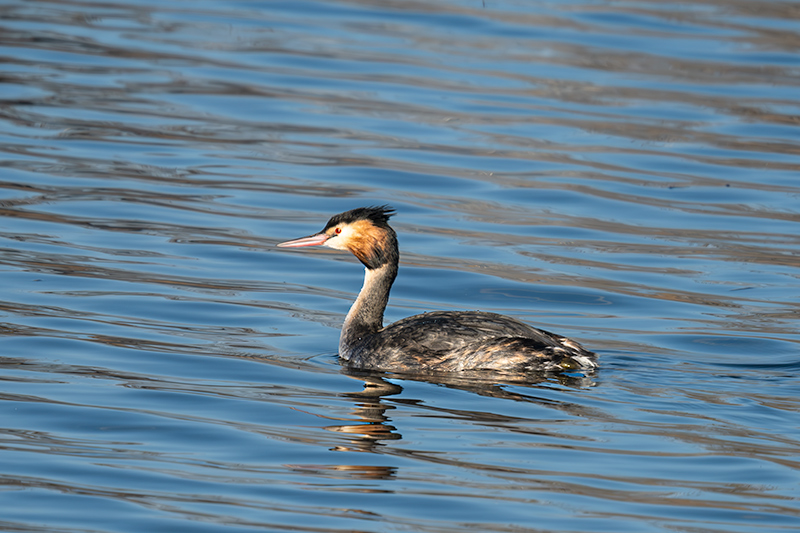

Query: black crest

[324,205,395,230]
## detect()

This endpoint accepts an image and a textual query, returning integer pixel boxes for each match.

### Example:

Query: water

[1,0,799,531]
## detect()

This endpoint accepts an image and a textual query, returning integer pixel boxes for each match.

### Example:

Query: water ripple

[1,1,799,532]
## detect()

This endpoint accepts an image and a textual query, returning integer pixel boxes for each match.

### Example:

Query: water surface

[1,1,799,532]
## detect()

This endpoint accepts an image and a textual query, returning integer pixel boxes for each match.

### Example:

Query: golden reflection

[317,370,597,456]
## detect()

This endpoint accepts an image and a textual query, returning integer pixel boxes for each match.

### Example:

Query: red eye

[334,227,342,234]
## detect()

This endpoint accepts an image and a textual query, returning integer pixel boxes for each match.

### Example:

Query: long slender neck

[339,260,398,358]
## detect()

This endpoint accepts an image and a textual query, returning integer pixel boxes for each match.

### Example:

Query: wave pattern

[1,1,799,532]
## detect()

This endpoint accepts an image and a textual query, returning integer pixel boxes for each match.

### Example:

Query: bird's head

[277,206,397,269]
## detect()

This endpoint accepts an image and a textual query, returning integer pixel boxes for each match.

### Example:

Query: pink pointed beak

[277,233,329,248]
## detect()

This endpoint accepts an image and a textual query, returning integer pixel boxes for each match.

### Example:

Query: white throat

[338,264,393,357]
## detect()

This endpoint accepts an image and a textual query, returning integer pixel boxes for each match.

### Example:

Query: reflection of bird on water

[330,371,597,453]
[278,206,597,373]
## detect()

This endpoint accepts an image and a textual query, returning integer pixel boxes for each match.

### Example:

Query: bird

[277,206,597,373]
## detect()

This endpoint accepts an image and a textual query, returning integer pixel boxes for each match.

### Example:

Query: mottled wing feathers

[347,310,596,372]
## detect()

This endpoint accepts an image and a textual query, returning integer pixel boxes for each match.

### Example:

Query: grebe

[277,206,597,373]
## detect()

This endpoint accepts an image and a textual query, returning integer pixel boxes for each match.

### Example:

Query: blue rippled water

[1,1,799,532]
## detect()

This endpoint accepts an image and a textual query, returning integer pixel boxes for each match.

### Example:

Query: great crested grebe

[277,206,597,373]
